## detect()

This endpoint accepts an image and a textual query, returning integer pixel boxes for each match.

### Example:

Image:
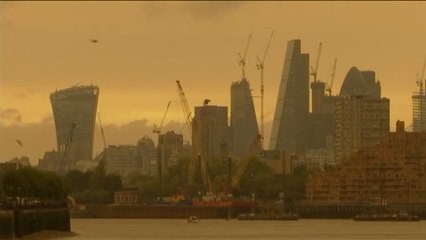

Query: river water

[32,219,426,240]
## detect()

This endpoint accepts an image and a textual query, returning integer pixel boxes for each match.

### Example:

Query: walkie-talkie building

[50,85,99,172]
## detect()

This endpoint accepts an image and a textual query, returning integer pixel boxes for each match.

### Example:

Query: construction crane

[98,113,108,151]
[310,42,323,82]
[153,100,171,137]
[231,134,262,189]
[256,30,274,149]
[61,123,77,172]
[420,56,426,90]
[153,100,171,198]
[326,58,338,96]
[238,33,253,80]
[176,80,192,139]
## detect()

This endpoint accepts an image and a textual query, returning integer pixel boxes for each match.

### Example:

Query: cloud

[0,108,22,125]
[0,117,189,165]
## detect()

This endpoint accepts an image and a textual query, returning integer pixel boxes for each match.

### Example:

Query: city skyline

[1,1,426,163]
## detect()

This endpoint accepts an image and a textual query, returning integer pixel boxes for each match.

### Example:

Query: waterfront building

[306,121,426,205]
[50,85,99,172]
[192,102,229,161]
[230,79,260,157]
[114,188,138,205]
[270,39,310,154]
[305,148,335,170]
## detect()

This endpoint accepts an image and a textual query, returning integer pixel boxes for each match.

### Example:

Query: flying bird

[90,39,98,43]
[15,139,23,147]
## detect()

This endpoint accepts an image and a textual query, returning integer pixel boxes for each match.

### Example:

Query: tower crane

[256,30,274,149]
[153,100,172,138]
[61,123,77,173]
[98,113,108,151]
[231,134,262,189]
[326,58,337,96]
[153,100,171,197]
[238,33,253,80]
[176,80,192,139]
[419,56,426,91]
[310,42,323,82]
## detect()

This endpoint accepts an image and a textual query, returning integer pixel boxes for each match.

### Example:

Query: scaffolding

[412,91,426,132]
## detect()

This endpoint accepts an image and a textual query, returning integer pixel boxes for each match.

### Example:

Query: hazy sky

[1,1,426,164]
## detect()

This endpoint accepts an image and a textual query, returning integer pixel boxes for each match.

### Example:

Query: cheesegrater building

[50,85,99,172]
[269,39,310,154]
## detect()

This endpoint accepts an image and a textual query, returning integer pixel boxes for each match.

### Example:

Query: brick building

[306,121,426,205]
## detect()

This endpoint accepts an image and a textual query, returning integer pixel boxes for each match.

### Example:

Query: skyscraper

[192,102,229,161]
[230,79,260,157]
[269,39,309,153]
[334,67,389,163]
[50,85,99,172]
[412,91,426,132]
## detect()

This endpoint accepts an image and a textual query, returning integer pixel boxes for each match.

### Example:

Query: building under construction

[230,79,260,158]
[412,91,426,132]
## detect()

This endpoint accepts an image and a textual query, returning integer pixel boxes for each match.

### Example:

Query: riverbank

[0,208,70,239]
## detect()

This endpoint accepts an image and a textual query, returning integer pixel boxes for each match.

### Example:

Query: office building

[192,102,229,161]
[50,85,99,172]
[230,79,260,157]
[270,39,310,154]
[158,131,184,174]
[334,67,389,163]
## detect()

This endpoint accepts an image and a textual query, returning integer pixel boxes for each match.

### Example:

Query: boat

[238,212,299,221]
[187,215,200,223]
[354,211,420,221]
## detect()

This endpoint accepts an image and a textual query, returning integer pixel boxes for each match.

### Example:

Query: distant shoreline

[20,231,77,240]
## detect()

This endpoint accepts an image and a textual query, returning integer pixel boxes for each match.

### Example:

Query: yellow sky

[1,1,426,162]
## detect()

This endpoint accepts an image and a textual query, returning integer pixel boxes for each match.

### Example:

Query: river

[25,219,426,240]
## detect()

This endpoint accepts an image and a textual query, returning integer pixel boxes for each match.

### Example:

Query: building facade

[158,131,184,174]
[230,79,260,157]
[334,67,389,164]
[334,95,389,163]
[50,85,99,172]
[306,121,426,205]
[105,145,140,178]
[136,136,157,176]
[192,103,229,161]
[412,91,426,132]
[270,39,310,154]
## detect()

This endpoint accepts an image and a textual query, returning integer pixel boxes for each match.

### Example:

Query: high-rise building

[192,102,229,161]
[412,91,426,132]
[270,39,310,154]
[136,135,157,175]
[158,131,183,173]
[50,85,99,172]
[230,79,260,157]
[334,68,389,163]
